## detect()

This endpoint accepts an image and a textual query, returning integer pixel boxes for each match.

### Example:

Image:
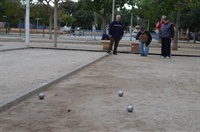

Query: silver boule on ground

[118,91,123,97]
[127,105,134,112]
[38,93,45,100]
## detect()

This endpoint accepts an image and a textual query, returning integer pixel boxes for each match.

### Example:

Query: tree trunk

[58,20,61,36]
[49,14,53,39]
[7,23,10,33]
[19,19,22,36]
[102,15,107,34]
[83,23,85,36]
[97,11,109,34]
[54,1,58,47]
[43,23,45,38]
[186,28,189,42]
[172,0,181,50]
[102,13,108,34]
[193,28,196,43]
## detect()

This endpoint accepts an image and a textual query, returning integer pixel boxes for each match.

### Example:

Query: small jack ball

[39,93,45,100]
[118,91,123,97]
[127,105,134,112]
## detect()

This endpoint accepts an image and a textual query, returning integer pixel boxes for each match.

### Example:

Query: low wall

[0,28,103,35]
[0,28,65,34]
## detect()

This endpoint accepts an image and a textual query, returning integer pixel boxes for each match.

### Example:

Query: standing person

[136,27,152,56]
[160,16,174,59]
[156,15,166,43]
[156,15,166,31]
[107,15,124,55]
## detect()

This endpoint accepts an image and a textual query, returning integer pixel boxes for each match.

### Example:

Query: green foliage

[0,0,35,27]
[79,0,130,16]
[73,10,94,28]
[120,9,137,29]
[0,0,6,21]
[134,0,200,31]
[30,3,50,26]
[1,0,21,27]
[78,0,130,32]
[1,0,199,31]
[59,0,78,15]
[61,14,76,26]
[136,0,177,21]
[78,0,111,16]
[181,8,200,31]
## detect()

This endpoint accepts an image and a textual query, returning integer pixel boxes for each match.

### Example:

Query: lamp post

[112,0,115,21]
[25,0,30,47]
[147,19,149,31]
[91,0,96,40]
[35,18,40,29]
[130,13,133,41]
[137,17,139,25]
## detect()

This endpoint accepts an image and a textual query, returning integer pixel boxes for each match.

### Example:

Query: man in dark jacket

[107,15,124,55]
[160,16,174,59]
[136,27,152,56]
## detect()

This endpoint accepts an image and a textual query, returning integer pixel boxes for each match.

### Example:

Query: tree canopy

[135,0,200,31]
[0,0,200,33]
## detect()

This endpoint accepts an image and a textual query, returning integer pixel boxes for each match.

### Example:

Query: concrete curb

[1,46,199,57]
[0,53,110,112]
[29,47,200,57]
[0,47,29,52]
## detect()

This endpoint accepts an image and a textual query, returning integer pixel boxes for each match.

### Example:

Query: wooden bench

[179,35,188,40]
[100,40,139,53]
[100,40,110,50]
[131,42,140,53]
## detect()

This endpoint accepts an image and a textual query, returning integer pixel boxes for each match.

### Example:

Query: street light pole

[147,19,150,31]
[112,0,115,21]
[130,13,133,41]
[25,0,30,47]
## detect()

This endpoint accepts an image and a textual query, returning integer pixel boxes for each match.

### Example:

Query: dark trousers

[161,38,171,57]
[107,37,121,53]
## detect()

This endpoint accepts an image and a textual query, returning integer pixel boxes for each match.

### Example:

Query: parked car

[189,32,200,41]
[196,34,200,41]
[62,26,71,32]
[132,30,139,38]
[75,27,81,31]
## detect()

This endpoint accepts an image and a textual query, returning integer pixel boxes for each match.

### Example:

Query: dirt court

[0,49,106,102]
[0,54,200,131]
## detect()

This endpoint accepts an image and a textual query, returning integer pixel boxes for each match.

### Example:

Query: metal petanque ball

[127,105,134,112]
[38,93,45,100]
[118,91,123,97]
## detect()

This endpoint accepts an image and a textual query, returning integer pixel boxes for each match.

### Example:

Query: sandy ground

[0,49,106,103]
[0,54,199,131]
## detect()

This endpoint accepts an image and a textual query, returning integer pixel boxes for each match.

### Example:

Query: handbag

[139,33,148,43]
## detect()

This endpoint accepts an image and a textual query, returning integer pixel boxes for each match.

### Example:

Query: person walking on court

[107,15,124,55]
[136,27,152,56]
[160,16,174,59]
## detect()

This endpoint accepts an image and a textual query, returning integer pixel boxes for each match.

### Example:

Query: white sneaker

[160,56,164,58]
[166,56,170,59]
